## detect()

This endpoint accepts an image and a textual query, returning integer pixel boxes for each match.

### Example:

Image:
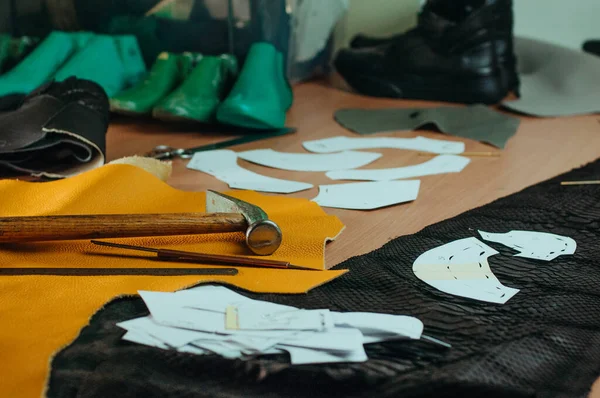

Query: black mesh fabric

[48,159,600,398]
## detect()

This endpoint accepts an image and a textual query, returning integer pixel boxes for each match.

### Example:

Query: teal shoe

[153,54,238,123]
[2,36,40,73]
[216,42,293,129]
[0,34,11,72]
[0,31,85,96]
[110,52,198,115]
[54,35,146,98]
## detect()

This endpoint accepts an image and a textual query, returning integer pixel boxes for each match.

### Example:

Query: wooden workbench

[107,81,600,396]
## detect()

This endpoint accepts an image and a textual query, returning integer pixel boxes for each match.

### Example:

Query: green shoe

[153,54,238,123]
[110,52,198,115]
[216,42,293,129]
[0,34,11,72]
[2,36,40,72]
[54,34,146,98]
[0,31,84,96]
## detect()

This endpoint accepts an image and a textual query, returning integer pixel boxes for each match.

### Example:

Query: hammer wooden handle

[0,213,247,243]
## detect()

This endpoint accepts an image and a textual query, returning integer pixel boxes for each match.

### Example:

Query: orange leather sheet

[0,164,346,397]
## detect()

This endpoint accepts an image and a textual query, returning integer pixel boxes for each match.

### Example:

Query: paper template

[282,345,368,365]
[117,316,218,348]
[312,180,420,210]
[479,230,577,261]
[278,328,364,352]
[122,330,170,349]
[128,286,425,365]
[412,237,520,304]
[303,136,465,154]
[187,150,313,194]
[237,149,382,172]
[327,155,470,181]
[334,105,520,149]
[332,312,424,340]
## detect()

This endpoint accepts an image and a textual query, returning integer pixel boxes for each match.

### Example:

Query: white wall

[514,0,600,49]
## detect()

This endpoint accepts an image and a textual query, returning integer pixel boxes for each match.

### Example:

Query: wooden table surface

[107,81,600,395]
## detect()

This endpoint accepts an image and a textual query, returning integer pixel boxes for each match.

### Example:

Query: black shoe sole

[338,69,511,105]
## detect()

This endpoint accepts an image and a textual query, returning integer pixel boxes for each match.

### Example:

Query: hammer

[0,191,282,256]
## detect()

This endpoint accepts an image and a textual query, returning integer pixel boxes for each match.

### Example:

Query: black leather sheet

[48,159,600,398]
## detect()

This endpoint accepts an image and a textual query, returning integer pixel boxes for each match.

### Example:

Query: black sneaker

[335,0,519,104]
[583,40,600,57]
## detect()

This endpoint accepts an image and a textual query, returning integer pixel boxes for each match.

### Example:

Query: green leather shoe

[153,54,238,123]
[0,31,87,96]
[54,35,146,98]
[216,42,293,129]
[110,52,198,115]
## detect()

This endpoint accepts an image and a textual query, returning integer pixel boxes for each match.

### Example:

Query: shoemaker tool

[147,127,295,160]
[0,268,238,276]
[0,191,282,256]
[91,240,315,270]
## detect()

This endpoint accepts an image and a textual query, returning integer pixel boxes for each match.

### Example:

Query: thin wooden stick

[560,180,600,186]
[91,240,316,271]
[418,152,501,157]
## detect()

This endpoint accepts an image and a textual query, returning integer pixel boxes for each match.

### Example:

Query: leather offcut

[0,77,109,179]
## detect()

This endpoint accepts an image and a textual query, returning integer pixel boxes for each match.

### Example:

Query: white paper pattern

[412,237,520,304]
[186,150,313,193]
[332,312,424,340]
[312,180,420,210]
[282,345,368,365]
[237,149,382,172]
[303,136,465,154]
[120,286,426,365]
[479,230,577,261]
[326,155,471,181]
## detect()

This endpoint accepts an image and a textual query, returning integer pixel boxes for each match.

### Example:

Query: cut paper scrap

[118,285,423,365]
[479,230,577,261]
[413,237,520,304]
[303,136,465,154]
[237,148,382,172]
[503,37,600,117]
[334,105,520,149]
[312,180,420,210]
[0,164,346,398]
[327,155,470,181]
[187,149,312,194]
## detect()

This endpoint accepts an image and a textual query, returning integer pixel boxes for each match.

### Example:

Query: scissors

[145,128,296,160]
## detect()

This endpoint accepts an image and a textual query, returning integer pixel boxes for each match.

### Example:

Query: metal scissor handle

[145,145,193,160]
[144,128,297,160]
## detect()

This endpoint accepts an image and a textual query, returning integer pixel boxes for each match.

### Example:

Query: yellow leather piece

[0,164,346,398]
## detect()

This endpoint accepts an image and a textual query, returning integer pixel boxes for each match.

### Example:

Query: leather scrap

[0,164,346,398]
[0,78,109,179]
[503,37,600,117]
[335,105,520,149]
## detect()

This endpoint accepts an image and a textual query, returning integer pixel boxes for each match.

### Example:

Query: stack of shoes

[111,42,293,129]
[334,0,519,104]
[0,31,146,100]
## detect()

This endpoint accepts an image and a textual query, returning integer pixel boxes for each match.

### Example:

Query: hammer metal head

[206,190,282,256]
